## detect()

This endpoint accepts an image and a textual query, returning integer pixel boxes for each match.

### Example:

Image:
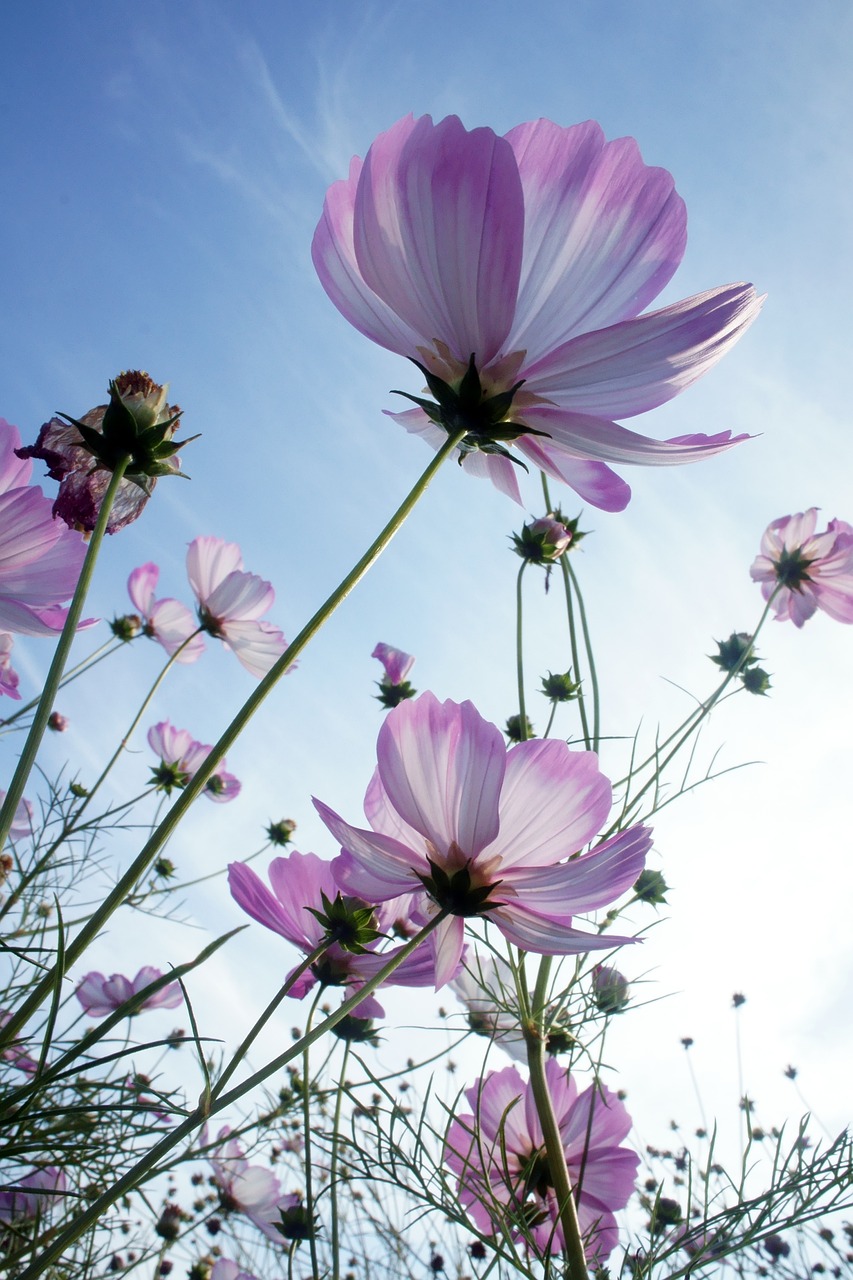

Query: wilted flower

[75,966,183,1017]
[16,372,192,533]
[0,1011,38,1075]
[0,1166,67,1224]
[316,692,651,988]
[512,514,573,564]
[147,720,241,802]
[0,790,34,840]
[0,419,87,636]
[445,1058,638,1258]
[750,509,853,627]
[187,537,288,678]
[208,1128,295,1243]
[228,848,441,1012]
[373,641,417,708]
[313,114,761,509]
[0,633,20,700]
[128,563,205,663]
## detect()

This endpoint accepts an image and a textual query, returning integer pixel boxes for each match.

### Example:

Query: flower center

[417,841,503,917]
[773,546,814,590]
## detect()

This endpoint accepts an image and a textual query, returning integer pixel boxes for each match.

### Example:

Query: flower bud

[110,614,142,642]
[592,964,630,1014]
[633,869,669,904]
[512,513,573,564]
[267,818,297,846]
[47,711,69,732]
[709,632,758,672]
[741,665,772,695]
[540,670,580,702]
[504,713,534,742]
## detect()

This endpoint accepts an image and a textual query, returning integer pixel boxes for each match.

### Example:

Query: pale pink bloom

[228,848,442,1014]
[0,1167,66,1223]
[0,633,20,700]
[0,790,34,840]
[0,1011,38,1075]
[750,509,853,627]
[75,966,183,1017]
[316,692,651,987]
[187,537,288,678]
[128,563,204,662]
[445,1059,638,1258]
[0,419,87,636]
[147,719,241,802]
[372,642,415,686]
[211,1263,271,1280]
[209,1127,294,1243]
[313,115,761,510]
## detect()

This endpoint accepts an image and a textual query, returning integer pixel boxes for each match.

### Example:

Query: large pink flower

[315,693,650,987]
[0,419,87,636]
[128,563,205,663]
[228,848,442,1013]
[445,1059,638,1258]
[750,509,853,628]
[187,537,288,678]
[313,115,762,510]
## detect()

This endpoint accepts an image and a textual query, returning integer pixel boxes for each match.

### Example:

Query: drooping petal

[205,572,275,624]
[317,802,427,899]
[517,436,631,511]
[503,824,651,912]
[353,114,524,366]
[376,693,505,858]
[431,915,466,989]
[128,563,159,615]
[267,851,337,948]
[491,903,637,955]
[219,619,288,678]
[519,404,751,467]
[0,419,32,492]
[521,284,763,418]
[148,598,205,662]
[504,119,687,354]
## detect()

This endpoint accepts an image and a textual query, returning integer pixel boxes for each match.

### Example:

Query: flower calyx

[58,371,197,492]
[709,632,758,673]
[375,677,417,710]
[417,855,501,918]
[150,762,191,795]
[393,355,549,469]
[306,891,383,954]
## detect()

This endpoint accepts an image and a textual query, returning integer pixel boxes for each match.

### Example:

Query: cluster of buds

[709,631,772,695]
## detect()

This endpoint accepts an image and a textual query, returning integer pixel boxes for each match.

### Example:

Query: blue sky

[3,0,852,1173]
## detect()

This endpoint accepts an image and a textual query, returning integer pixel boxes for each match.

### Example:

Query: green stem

[564,559,600,754]
[515,562,528,732]
[0,458,132,851]
[541,475,593,753]
[330,1039,351,1280]
[15,910,449,1279]
[609,594,779,834]
[302,989,324,1280]
[0,638,125,731]
[0,432,465,1050]
[526,955,589,1280]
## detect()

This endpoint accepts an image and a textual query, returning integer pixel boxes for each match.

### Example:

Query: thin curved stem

[0,458,132,851]
[515,561,528,732]
[330,1039,352,1280]
[1,431,465,1050]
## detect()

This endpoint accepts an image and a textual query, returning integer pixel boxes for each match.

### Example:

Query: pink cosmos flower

[187,537,288,678]
[209,1127,295,1243]
[0,633,20,700]
[0,1167,67,1224]
[750,509,853,627]
[228,848,442,1014]
[0,419,87,636]
[445,1059,638,1259]
[313,114,762,510]
[372,642,415,686]
[128,563,205,663]
[0,1011,38,1075]
[16,372,185,533]
[147,720,241,802]
[315,692,651,987]
[0,790,34,840]
[75,966,183,1017]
